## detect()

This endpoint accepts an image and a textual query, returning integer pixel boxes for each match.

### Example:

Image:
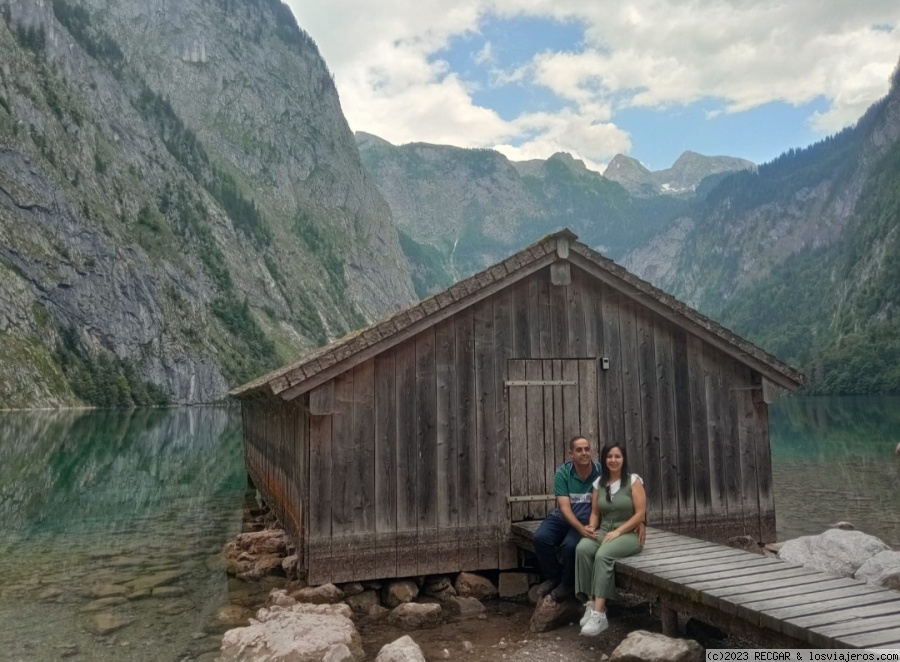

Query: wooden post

[660,605,679,636]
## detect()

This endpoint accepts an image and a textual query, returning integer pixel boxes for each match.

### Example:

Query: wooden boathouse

[231,229,804,585]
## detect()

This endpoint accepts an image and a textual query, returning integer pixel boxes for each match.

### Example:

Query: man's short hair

[569,435,588,450]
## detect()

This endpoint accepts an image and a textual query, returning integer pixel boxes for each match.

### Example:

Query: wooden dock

[512,522,900,649]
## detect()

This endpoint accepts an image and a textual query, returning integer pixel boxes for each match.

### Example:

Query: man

[532,436,601,602]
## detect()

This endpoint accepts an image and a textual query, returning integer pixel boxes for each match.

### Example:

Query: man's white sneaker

[579,610,608,636]
[579,602,594,628]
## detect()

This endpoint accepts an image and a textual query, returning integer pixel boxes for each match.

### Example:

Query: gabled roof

[232,229,804,400]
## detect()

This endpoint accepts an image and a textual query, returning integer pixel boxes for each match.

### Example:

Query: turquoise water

[0,407,250,662]
[0,397,897,660]
[770,395,900,547]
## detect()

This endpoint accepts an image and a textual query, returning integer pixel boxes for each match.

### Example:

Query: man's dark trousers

[533,510,584,591]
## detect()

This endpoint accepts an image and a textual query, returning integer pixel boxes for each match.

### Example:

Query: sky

[284,1,900,173]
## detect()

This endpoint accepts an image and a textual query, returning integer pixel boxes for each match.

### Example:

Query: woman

[574,442,646,636]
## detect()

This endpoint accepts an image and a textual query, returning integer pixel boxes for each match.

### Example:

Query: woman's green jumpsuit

[574,476,643,600]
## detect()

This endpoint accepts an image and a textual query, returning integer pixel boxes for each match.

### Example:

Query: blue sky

[287,1,900,173]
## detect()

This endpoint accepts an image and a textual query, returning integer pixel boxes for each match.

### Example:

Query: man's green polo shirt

[553,460,601,523]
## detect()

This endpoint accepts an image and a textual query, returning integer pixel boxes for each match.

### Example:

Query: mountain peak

[605,153,650,174]
[548,152,589,172]
[605,151,754,196]
[602,154,654,194]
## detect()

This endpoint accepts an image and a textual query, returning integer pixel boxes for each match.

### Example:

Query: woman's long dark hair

[599,442,629,502]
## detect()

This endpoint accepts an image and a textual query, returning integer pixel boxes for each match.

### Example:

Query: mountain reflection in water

[0,406,248,662]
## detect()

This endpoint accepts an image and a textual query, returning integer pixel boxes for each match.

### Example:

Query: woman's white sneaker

[579,610,608,636]
[579,602,594,627]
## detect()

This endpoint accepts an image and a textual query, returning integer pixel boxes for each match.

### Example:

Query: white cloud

[473,41,494,65]
[284,0,900,169]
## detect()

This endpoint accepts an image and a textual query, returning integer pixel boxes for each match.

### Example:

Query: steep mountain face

[0,0,414,408]
[623,61,900,393]
[603,151,755,196]
[357,136,691,296]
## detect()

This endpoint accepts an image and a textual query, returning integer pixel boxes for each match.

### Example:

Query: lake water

[770,395,900,547]
[0,396,897,661]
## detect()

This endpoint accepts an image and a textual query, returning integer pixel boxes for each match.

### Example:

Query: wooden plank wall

[242,395,308,568]
[500,266,774,541]
[298,263,776,583]
[306,315,513,583]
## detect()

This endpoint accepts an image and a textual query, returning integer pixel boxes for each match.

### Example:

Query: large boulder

[777,529,890,577]
[376,635,426,662]
[855,551,900,590]
[219,603,363,662]
[223,529,291,581]
[453,572,497,600]
[610,630,703,662]
[528,595,582,633]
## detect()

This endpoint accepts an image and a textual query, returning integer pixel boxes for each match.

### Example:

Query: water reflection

[770,396,900,547]
[0,407,248,662]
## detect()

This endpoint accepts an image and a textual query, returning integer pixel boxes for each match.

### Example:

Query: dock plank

[787,600,900,629]
[824,613,900,638]
[836,627,900,648]
[689,566,819,592]
[510,523,900,650]
[707,575,859,601]
[629,546,748,566]
[703,567,853,598]
[653,557,783,579]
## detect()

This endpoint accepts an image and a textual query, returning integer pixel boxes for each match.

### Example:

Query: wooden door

[507,358,599,521]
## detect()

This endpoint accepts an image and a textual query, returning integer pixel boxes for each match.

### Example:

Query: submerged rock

[214,604,254,630]
[123,569,186,593]
[87,584,130,599]
[88,612,133,636]
[80,597,128,613]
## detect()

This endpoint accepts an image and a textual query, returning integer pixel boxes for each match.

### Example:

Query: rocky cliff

[0,0,415,408]
[357,136,692,296]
